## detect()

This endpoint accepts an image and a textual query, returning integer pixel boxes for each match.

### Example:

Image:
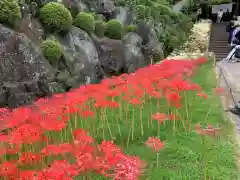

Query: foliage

[40,39,63,65]
[135,5,146,20]
[210,0,231,5]
[105,19,122,40]
[126,0,137,9]
[0,0,21,27]
[0,57,238,179]
[145,6,151,20]
[124,25,137,33]
[39,2,72,32]
[94,20,106,37]
[73,12,95,33]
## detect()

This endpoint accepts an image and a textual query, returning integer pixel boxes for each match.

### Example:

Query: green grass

[74,59,239,179]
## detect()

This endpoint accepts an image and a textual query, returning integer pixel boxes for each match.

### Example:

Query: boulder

[92,37,125,76]
[17,16,44,45]
[136,21,164,61]
[122,33,145,73]
[55,27,105,87]
[0,24,58,108]
[62,0,88,17]
[115,7,134,25]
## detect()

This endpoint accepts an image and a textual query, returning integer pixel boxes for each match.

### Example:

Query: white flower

[166,21,211,60]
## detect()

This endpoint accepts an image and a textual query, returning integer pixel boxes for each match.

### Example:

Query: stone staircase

[209,23,229,61]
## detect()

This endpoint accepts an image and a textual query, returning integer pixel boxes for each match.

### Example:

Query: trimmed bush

[105,19,122,40]
[0,0,21,27]
[124,25,137,33]
[135,5,146,20]
[39,2,72,32]
[73,12,95,33]
[94,20,105,37]
[41,40,63,65]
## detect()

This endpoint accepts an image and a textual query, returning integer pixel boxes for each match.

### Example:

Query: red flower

[145,137,165,152]
[152,113,169,124]
[215,87,225,95]
[114,155,144,180]
[18,152,42,165]
[0,162,18,177]
[73,129,94,144]
[9,123,42,144]
[18,170,36,180]
[196,92,208,99]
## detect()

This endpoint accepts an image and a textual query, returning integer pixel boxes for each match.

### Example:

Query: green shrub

[105,19,122,40]
[73,12,94,33]
[0,0,21,27]
[94,20,105,37]
[39,2,72,32]
[124,25,137,33]
[135,5,146,20]
[41,40,63,65]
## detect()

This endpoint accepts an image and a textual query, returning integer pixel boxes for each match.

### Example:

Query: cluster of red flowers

[0,57,208,179]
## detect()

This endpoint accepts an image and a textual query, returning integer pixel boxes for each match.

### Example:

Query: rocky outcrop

[17,17,44,45]
[54,27,105,87]
[115,7,134,25]
[123,33,145,73]
[136,21,164,61]
[0,24,59,108]
[93,37,125,76]
[0,0,166,108]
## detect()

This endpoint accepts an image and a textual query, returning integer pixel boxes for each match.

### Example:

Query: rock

[0,24,58,108]
[17,16,44,45]
[55,27,105,87]
[93,0,116,21]
[92,37,125,76]
[136,21,164,60]
[62,0,88,17]
[115,7,134,25]
[122,33,145,73]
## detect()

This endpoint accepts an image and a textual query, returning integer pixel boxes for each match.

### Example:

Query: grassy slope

[74,59,239,179]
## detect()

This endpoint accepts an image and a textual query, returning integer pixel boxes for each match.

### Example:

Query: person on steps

[226,21,235,45]
[223,23,240,62]
[217,9,223,23]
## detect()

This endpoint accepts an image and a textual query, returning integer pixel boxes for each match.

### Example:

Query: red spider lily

[127,98,142,106]
[149,91,162,98]
[18,152,42,165]
[114,155,144,180]
[195,124,221,137]
[152,113,169,124]
[41,144,62,156]
[196,92,208,99]
[18,170,37,180]
[42,143,73,156]
[0,161,18,177]
[145,137,165,152]
[215,87,225,95]
[6,144,21,155]
[79,110,95,119]
[165,90,182,108]
[73,129,94,144]
[9,123,43,144]
[39,119,67,132]
[98,141,123,166]
[38,160,79,179]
